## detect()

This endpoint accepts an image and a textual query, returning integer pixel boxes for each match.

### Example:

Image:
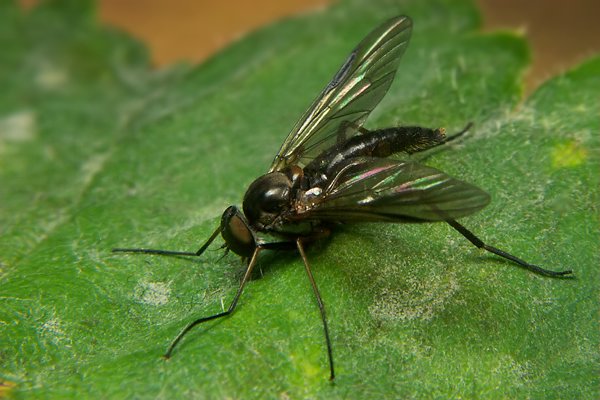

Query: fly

[113,16,572,380]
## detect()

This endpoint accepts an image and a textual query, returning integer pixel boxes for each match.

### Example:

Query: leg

[406,122,473,154]
[296,239,335,380]
[164,245,262,357]
[446,219,572,277]
[365,122,472,159]
[429,122,473,148]
[112,225,221,257]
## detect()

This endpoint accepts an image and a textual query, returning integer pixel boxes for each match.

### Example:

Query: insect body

[113,16,572,380]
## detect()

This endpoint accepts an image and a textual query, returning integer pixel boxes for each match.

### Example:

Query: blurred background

[20,0,600,95]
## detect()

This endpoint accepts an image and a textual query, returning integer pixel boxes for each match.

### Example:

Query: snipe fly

[114,16,572,380]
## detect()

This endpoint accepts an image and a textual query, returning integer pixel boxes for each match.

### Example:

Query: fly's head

[242,166,303,230]
[220,206,256,257]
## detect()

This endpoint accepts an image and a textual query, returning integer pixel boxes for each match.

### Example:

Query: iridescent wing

[269,16,413,172]
[294,158,490,222]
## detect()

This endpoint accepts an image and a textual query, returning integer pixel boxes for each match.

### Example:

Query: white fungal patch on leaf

[80,153,110,187]
[40,317,71,346]
[0,110,36,144]
[35,63,68,89]
[134,281,171,306]
[369,263,460,321]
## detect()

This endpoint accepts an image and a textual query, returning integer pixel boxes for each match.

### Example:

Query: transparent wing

[269,16,413,172]
[294,158,490,222]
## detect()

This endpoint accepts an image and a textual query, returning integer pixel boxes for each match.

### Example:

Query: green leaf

[1,0,598,398]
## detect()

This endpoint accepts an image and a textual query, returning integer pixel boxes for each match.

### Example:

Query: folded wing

[296,158,490,222]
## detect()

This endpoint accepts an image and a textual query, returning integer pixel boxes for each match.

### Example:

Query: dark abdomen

[304,126,444,187]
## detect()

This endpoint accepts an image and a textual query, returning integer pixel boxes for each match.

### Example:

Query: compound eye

[221,206,255,257]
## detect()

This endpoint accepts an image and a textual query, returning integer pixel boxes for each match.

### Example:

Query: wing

[269,16,413,172]
[294,158,491,222]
